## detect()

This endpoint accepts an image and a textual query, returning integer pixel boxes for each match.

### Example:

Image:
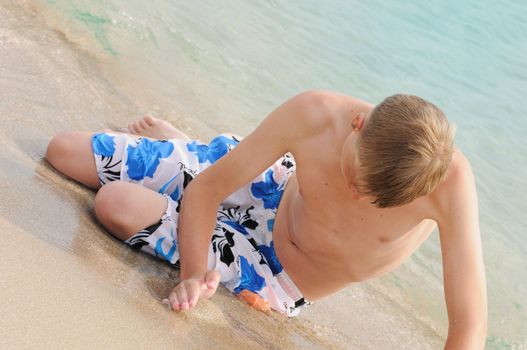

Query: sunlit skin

[46,91,487,350]
[172,91,487,350]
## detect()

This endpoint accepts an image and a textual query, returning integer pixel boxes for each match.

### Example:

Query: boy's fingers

[170,298,180,311]
[177,286,189,310]
[201,270,220,299]
[205,270,220,289]
[189,292,200,308]
[165,275,219,311]
[171,287,183,311]
[186,281,201,308]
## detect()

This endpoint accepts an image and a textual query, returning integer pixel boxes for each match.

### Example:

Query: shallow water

[2,0,527,348]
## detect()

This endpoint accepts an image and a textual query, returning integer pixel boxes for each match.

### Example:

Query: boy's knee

[46,132,76,167]
[94,181,131,239]
[94,181,126,222]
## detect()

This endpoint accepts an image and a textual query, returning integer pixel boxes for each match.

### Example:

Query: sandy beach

[0,1,446,349]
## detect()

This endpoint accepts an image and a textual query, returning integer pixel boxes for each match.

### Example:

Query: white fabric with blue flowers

[92,132,307,316]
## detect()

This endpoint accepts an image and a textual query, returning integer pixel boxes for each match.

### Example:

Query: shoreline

[0,1,444,349]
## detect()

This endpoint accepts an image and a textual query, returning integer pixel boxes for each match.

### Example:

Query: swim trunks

[91,132,308,316]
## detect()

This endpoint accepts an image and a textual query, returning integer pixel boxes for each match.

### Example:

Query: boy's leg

[94,180,167,241]
[45,117,192,190]
[46,131,101,189]
[47,131,174,243]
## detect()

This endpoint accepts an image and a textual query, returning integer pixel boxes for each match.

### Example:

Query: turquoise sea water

[35,0,527,347]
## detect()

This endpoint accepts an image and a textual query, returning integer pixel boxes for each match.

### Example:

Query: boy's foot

[123,116,191,140]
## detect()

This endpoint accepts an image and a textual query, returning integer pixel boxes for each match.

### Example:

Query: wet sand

[0,1,444,349]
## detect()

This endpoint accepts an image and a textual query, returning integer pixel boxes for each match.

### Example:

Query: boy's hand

[162,270,220,311]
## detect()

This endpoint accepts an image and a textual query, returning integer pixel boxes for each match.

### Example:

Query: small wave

[15,0,111,59]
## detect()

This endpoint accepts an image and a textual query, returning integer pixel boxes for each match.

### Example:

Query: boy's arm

[435,153,487,349]
[165,91,323,310]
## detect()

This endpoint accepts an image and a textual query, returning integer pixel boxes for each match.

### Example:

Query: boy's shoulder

[284,91,374,139]
[432,149,474,199]
[427,148,478,227]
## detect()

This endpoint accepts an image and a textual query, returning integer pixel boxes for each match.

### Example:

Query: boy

[46,91,487,349]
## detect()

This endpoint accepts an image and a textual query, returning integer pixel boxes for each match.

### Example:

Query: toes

[127,122,136,134]
[129,120,144,134]
[124,117,156,136]
[130,120,142,132]
[139,119,149,130]
[144,115,156,126]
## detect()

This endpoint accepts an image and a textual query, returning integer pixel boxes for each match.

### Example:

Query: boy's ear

[352,113,365,130]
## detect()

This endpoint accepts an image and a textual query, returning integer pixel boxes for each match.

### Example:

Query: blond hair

[356,94,455,208]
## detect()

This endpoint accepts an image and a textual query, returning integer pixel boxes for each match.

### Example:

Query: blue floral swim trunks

[91,132,308,316]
